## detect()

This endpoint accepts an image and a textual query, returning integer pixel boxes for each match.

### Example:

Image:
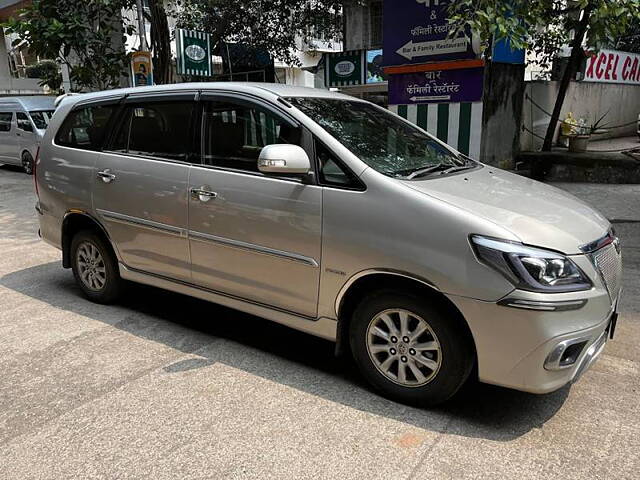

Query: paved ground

[1,165,639,479]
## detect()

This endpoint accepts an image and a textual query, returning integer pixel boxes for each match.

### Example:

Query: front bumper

[448,285,617,394]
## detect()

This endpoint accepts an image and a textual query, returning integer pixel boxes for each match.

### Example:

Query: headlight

[470,235,592,293]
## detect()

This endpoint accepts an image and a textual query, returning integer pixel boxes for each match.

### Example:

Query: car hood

[401,166,609,254]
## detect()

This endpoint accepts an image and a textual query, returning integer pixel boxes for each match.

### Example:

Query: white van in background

[0,96,56,174]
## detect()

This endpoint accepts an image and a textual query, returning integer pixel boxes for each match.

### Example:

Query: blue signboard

[383,0,479,67]
[389,67,484,105]
[492,37,525,64]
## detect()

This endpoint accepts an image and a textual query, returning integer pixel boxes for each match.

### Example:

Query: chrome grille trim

[590,242,622,300]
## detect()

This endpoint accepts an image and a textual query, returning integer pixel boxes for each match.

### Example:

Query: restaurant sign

[584,49,640,85]
[383,0,478,67]
[325,50,366,87]
[388,67,484,105]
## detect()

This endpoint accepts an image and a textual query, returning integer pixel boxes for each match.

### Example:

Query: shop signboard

[131,51,153,86]
[584,49,640,85]
[388,67,484,105]
[383,0,478,67]
[176,28,213,76]
[325,50,366,87]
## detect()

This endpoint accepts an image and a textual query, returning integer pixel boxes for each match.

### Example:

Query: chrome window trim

[189,230,319,268]
[189,162,308,184]
[99,149,193,165]
[96,209,187,238]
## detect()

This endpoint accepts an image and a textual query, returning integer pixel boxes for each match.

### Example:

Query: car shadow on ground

[1,261,571,442]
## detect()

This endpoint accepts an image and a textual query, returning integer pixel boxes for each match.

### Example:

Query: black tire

[22,151,34,175]
[349,290,474,407]
[70,230,122,304]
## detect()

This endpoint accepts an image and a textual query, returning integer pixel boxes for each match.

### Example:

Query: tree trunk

[148,0,173,84]
[480,60,526,168]
[541,4,593,151]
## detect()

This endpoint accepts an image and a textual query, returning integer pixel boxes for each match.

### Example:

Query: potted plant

[568,112,609,153]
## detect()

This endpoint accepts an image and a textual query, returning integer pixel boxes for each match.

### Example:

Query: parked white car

[36,83,622,406]
[0,96,56,174]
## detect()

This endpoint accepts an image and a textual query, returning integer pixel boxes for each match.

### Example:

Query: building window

[369,1,383,47]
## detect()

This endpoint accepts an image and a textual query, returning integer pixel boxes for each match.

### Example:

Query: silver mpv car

[36,83,622,406]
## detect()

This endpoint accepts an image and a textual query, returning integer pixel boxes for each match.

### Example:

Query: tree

[615,21,640,53]
[448,0,640,151]
[25,60,63,91]
[3,0,135,92]
[171,0,342,68]
[147,0,174,84]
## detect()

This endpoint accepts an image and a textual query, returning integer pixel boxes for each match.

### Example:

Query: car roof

[0,96,56,110]
[62,82,362,107]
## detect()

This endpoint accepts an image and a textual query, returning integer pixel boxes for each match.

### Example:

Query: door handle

[97,169,116,184]
[190,186,217,202]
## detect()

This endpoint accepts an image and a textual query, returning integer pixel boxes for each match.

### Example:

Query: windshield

[29,110,55,130]
[288,97,470,178]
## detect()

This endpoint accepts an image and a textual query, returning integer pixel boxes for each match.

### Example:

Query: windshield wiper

[404,163,450,179]
[439,164,475,175]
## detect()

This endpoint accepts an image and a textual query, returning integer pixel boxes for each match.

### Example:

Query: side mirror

[258,144,311,175]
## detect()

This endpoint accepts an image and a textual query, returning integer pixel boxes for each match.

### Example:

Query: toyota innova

[35,83,622,405]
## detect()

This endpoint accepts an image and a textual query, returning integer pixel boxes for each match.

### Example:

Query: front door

[92,96,197,281]
[0,111,18,164]
[188,97,322,317]
[16,111,37,158]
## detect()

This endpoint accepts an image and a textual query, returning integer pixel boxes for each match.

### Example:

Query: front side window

[16,112,33,132]
[108,101,194,161]
[316,141,363,189]
[29,110,53,129]
[288,97,471,179]
[203,100,301,172]
[55,104,116,150]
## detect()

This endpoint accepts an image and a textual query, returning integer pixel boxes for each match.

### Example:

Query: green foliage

[171,0,342,67]
[615,20,640,52]
[448,0,640,71]
[25,60,63,91]
[3,0,135,91]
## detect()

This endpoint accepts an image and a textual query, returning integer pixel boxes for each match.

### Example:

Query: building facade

[0,0,46,95]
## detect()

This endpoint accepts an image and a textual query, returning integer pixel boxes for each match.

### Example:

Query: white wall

[522,80,640,150]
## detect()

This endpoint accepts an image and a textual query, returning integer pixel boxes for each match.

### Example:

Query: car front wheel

[349,290,474,406]
[22,152,34,175]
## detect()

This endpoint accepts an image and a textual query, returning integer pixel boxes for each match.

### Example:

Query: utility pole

[135,0,147,51]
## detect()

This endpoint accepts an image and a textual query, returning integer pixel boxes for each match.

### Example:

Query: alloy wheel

[366,308,442,387]
[76,241,107,291]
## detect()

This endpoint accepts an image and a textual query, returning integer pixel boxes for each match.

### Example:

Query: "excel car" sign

[584,49,640,85]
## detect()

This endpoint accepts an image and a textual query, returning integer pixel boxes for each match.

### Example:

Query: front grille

[591,242,622,300]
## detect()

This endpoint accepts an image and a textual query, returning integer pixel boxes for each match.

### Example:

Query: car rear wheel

[22,151,34,175]
[349,290,474,406]
[70,230,122,304]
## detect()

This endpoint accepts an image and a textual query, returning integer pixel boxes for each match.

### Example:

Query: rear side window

[55,104,116,150]
[108,101,194,162]
[0,112,12,132]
